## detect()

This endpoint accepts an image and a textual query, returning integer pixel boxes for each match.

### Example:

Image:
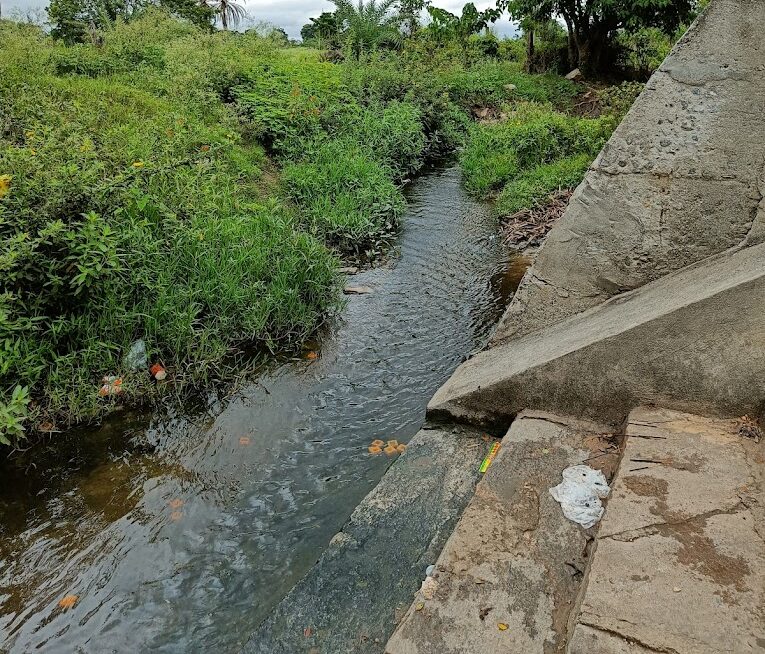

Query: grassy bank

[0,12,589,442]
[460,83,644,218]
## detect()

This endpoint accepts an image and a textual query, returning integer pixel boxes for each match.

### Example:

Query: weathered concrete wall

[428,242,765,426]
[491,0,765,346]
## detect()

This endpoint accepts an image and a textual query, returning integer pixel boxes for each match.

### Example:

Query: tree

[330,0,402,59]
[212,0,245,30]
[507,0,697,75]
[426,2,504,61]
[48,0,212,42]
[399,0,428,36]
[301,11,341,47]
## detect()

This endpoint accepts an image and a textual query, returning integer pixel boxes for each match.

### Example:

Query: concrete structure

[243,426,490,654]
[490,0,765,347]
[569,407,765,654]
[385,412,622,654]
[428,242,765,426]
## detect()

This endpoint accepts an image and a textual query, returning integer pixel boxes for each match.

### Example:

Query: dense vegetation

[0,0,699,444]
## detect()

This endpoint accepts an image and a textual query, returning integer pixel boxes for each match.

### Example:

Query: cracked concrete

[490,0,765,346]
[567,407,765,654]
[385,412,623,654]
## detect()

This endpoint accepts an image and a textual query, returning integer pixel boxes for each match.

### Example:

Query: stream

[0,164,526,653]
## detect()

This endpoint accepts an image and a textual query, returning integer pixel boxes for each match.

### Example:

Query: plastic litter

[150,363,167,381]
[479,442,501,473]
[425,565,435,577]
[98,376,123,397]
[549,465,610,529]
[124,339,147,369]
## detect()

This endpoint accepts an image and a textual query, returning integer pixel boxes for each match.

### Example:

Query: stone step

[568,407,765,654]
[428,242,765,427]
[242,425,491,654]
[384,412,623,654]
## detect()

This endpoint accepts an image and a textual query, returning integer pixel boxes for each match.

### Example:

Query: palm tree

[330,0,402,58]
[209,0,245,30]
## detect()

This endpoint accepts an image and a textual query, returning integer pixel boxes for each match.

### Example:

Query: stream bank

[0,164,524,653]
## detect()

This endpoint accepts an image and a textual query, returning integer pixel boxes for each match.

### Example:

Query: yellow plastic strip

[479,442,501,473]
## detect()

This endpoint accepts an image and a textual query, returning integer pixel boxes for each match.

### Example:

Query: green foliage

[330,0,402,59]
[614,27,672,79]
[597,81,645,119]
[0,15,341,441]
[0,385,29,445]
[507,0,697,74]
[493,152,590,216]
[437,61,577,109]
[281,140,405,252]
[461,103,612,196]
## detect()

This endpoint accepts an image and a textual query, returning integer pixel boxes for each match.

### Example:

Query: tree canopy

[506,0,699,73]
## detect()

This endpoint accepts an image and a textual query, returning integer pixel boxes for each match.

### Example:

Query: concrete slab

[568,407,765,654]
[491,0,765,346]
[242,425,491,654]
[428,242,765,426]
[385,412,623,654]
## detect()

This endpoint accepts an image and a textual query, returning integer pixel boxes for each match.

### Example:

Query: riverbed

[0,165,524,653]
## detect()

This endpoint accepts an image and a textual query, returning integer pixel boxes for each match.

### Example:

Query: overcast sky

[3,0,519,39]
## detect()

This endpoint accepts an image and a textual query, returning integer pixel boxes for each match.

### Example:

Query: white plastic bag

[550,465,610,529]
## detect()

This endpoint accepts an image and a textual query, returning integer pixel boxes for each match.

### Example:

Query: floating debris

[58,595,79,610]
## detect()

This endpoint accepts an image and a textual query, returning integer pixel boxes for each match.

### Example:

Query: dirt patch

[659,519,750,595]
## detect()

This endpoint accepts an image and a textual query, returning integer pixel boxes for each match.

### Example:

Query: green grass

[281,139,405,252]
[461,103,613,197]
[493,153,592,216]
[0,14,343,438]
[0,10,634,444]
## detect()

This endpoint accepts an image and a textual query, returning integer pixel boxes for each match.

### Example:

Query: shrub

[494,153,591,216]
[0,20,341,439]
[461,103,612,197]
[281,139,405,253]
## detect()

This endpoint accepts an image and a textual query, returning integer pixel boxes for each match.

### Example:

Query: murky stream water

[0,165,524,653]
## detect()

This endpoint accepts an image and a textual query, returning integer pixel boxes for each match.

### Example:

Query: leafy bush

[0,18,341,439]
[614,27,672,80]
[494,153,591,216]
[281,139,405,252]
[461,103,612,197]
[597,81,645,120]
[437,61,576,110]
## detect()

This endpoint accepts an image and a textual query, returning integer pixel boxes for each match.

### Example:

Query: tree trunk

[562,15,576,69]
[526,28,535,72]
[221,7,228,30]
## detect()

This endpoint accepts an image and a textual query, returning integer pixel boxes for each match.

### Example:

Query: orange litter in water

[387,439,399,448]
[368,445,382,454]
[383,445,397,456]
[169,499,183,509]
[396,444,407,453]
[170,511,183,522]
[371,439,385,447]
[305,351,318,360]
[239,436,251,446]
[58,595,79,610]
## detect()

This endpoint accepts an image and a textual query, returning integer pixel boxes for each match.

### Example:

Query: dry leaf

[497,623,509,631]
[58,595,79,609]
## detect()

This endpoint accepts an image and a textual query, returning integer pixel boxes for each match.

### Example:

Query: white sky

[3,0,519,39]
